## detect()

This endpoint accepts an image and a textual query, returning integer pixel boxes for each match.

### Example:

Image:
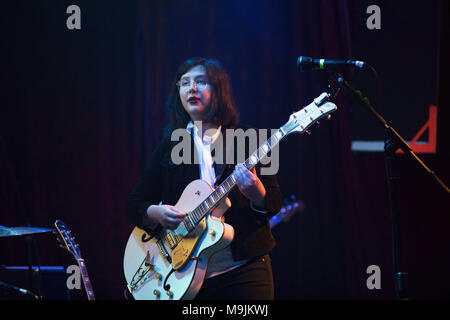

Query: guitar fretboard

[182,125,291,231]
[78,259,95,300]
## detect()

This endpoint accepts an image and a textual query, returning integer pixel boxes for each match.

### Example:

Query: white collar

[186,121,222,144]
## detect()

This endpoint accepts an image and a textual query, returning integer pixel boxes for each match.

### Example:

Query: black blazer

[126,124,283,260]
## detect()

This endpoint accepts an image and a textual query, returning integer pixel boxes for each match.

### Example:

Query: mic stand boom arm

[332,72,449,193]
[330,71,449,300]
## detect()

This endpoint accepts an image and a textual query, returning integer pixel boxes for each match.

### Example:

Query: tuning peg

[316,121,320,127]
[326,114,332,120]
[305,129,311,135]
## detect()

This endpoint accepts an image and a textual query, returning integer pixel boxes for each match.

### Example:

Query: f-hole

[141,233,152,243]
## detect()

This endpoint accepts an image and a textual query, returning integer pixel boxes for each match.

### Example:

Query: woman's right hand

[147,204,186,230]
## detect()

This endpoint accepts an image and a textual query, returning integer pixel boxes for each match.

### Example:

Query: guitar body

[123,179,234,300]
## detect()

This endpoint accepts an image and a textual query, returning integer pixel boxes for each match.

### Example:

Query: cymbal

[0,225,55,238]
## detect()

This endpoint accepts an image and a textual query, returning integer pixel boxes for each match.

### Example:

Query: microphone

[297,56,365,72]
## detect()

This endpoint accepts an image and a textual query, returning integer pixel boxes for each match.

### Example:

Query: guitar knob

[155,273,162,280]
[153,289,160,297]
[166,290,173,298]
[208,229,216,237]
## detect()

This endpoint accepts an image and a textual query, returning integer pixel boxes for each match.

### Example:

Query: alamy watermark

[66,5,81,30]
[366,265,381,290]
[66,265,81,290]
[366,5,381,30]
[170,121,280,175]
[65,5,380,31]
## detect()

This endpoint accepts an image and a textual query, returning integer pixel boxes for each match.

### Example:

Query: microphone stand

[329,70,449,300]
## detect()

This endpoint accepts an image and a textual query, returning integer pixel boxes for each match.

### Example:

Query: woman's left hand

[233,164,266,205]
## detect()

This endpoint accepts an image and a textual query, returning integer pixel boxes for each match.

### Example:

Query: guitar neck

[179,94,335,233]
[77,259,95,300]
[186,125,290,228]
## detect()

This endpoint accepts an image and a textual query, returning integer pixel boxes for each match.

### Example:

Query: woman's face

[178,65,213,122]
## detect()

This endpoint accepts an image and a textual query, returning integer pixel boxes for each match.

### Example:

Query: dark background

[0,0,448,300]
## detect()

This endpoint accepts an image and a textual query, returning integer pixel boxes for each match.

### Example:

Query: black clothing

[195,254,274,300]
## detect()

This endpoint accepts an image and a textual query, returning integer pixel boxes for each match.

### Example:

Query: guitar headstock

[270,195,305,229]
[279,195,305,223]
[283,92,337,135]
[54,219,81,260]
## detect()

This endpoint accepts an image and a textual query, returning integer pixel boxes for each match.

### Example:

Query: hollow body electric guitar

[123,92,337,300]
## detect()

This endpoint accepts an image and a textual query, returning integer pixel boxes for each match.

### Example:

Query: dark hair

[165,58,239,133]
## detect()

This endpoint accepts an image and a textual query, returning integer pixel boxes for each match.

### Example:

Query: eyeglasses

[176,78,209,90]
